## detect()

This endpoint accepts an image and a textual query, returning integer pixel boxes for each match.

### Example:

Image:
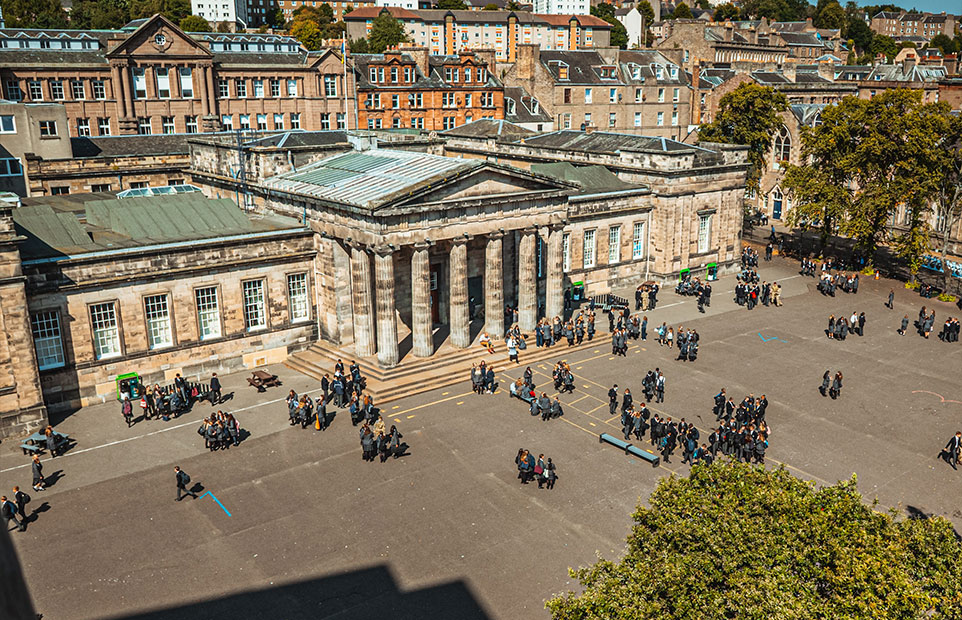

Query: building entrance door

[430,266,440,324]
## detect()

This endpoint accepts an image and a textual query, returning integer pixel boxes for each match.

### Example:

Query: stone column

[546,226,564,319]
[411,242,433,358]
[200,66,210,116]
[374,247,399,368]
[110,64,125,120]
[518,228,538,331]
[124,65,135,118]
[484,232,504,338]
[205,65,217,116]
[350,244,375,358]
[449,238,471,349]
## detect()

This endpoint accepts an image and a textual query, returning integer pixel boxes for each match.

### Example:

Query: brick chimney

[945,53,958,76]
[724,21,733,41]
[471,48,497,74]
[903,51,917,76]
[515,44,540,81]
[781,59,797,82]
[400,44,430,77]
[817,59,835,81]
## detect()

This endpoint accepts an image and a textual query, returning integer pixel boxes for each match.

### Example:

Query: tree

[846,16,874,53]
[506,0,522,9]
[547,464,962,620]
[900,40,917,49]
[69,0,130,30]
[129,0,190,21]
[180,15,212,31]
[343,4,354,15]
[591,3,628,49]
[932,115,962,290]
[698,83,788,194]
[349,38,370,53]
[367,12,409,53]
[814,0,846,31]
[291,20,324,50]
[713,3,739,21]
[1,0,69,28]
[216,21,232,32]
[870,34,897,62]
[740,0,809,22]
[483,3,499,9]
[929,34,958,55]
[436,0,467,9]
[670,2,693,19]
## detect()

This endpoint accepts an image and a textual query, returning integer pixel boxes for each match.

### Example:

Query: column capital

[346,238,369,252]
[522,226,539,235]
[487,230,505,240]
[412,241,431,251]
[451,234,472,246]
[372,244,395,257]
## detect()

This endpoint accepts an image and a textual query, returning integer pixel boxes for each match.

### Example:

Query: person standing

[858,312,866,337]
[898,315,909,336]
[655,371,665,403]
[942,431,961,470]
[2,496,24,532]
[174,466,197,501]
[121,396,133,427]
[12,486,30,528]
[829,372,843,399]
[209,373,222,405]
[31,455,45,492]
[544,458,557,489]
[886,289,894,309]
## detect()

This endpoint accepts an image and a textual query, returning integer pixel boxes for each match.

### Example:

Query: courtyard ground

[3,256,960,619]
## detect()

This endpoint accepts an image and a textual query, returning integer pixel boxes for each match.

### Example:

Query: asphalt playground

[3,255,960,620]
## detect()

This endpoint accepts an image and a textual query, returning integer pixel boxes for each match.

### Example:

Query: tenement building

[0,14,355,138]
[190,128,748,368]
[0,191,314,437]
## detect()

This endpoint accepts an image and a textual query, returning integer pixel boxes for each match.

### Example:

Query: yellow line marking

[593,350,599,353]
[609,357,616,360]
[406,415,416,419]
[641,348,646,351]
[583,385,591,389]
[588,422,597,427]
[576,366,583,370]
[456,401,464,405]
[392,405,400,409]
[442,392,449,396]
[388,390,473,417]
[559,416,596,436]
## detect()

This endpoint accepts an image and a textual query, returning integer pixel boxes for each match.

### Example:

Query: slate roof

[352,53,502,90]
[441,118,535,139]
[70,135,191,158]
[514,130,704,154]
[264,149,481,211]
[529,162,639,194]
[618,50,689,85]
[343,7,610,28]
[242,131,349,149]
[865,63,947,82]
[503,88,552,125]
[788,103,828,128]
[540,50,622,85]
[14,193,302,260]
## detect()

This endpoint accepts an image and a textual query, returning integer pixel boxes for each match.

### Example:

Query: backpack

[21,493,31,505]
[182,473,190,484]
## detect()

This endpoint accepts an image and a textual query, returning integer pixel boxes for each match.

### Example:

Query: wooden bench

[599,433,660,467]
[20,443,42,456]
[248,371,280,391]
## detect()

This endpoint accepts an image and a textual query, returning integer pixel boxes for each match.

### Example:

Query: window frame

[89,301,123,360]
[31,310,66,371]
[242,279,267,332]
[195,285,223,341]
[287,273,310,323]
[143,293,174,350]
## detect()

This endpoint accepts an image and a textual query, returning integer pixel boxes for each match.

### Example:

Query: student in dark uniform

[829,372,843,399]
[608,385,618,415]
[941,431,961,470]
[898,315,909,335]
[819,370,830,397]
[622,388,633,414]
[174,466,197,501]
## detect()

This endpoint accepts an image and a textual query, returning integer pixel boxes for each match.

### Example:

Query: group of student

[197,411,242,450]
[534,312,596,348]
[710,389,771,463]
[515,449,558,488]
[320,360,365,408]
[359,419,405,462]
[819,371,844,399]
[471,361,498,394]
[816,270,860,297]
[826,311,867,339]
[634,283,660,311]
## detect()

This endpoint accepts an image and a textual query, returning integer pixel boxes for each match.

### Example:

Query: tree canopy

[870,34,898,61]
[590,3,628,49]
[713,3,739,21]
[1,0,69,28]
[814,0,846,30]
[179,15,211,32]
[436,0,467,9]
[698,83,788,193]
[784,90,953,269]
[547,464,962,620]
[739,0,810,22]
[670,1,693,19]
[367,12,409,53]
[69,0,130,30]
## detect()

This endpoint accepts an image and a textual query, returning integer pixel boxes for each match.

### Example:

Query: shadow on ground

[111,564,492,620]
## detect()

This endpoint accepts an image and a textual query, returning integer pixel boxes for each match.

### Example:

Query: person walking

[209,373,222,405]
[819,370,830,397]
[942,431,961,470]
[12,486,29,524]
[829,372,843,400]
[886,289,894,309]
[898,314,909,336]
[31,455,45,492]
[2,496,24,532]
[121,396,133,427]
[544,458,557,489]
[174,466,197,501]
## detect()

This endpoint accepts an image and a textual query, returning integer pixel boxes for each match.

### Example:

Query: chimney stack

[903,51,917,75]
[400,44,429,77]
[515,44,540,81]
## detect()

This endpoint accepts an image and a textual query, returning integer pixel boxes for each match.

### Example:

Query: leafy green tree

[814,0,846,30]
[436,0,467,9]
[547,464,962,620]
[483,3,498,9]
[695,0,711,9]
[266,7,285,26]
[670,1,693,19]
[713,3,739,21]
[367,12,409,53]
[129,0,189,21]
[931,114,962,290]
[2,0,69,28]
[846,15,874,53]
[591,3,628,48]
[870,34,897,61]
[216,21,231,32]
[291,20,324,50]
[740,0,810,21]
[929,34,958,55]
[900,40,917,49]
[70,0,130,30]
[506,0,522,9]
[292,5,326,24]
[349,37,370,53]
[179,15,211,31]
[698,83,788,193]
[343,4,354,15]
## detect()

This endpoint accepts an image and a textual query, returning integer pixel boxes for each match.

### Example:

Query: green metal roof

[530,162,638,194]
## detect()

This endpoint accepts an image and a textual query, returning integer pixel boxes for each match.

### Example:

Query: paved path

[4,256,960,620]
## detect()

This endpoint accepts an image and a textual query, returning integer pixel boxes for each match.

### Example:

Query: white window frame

[132,69,146,99]
[583,229,596,269]
[253,79,264,98]
[90,302,122,360]
[562,232,571,273]
[162,116,175,134]
[179,68,193,98]
[29,81,43,101]
[324,75,337,97]
[286,79,297,97]
[608,226,620,264]
[243,279,267,331]
[287,273,310,322]
[185,115,198,134]
[155,69,170,98]
[196,286,221,340]
[273,113,284,129]
[70,80,85,100]
[697,213,712,253]
[98,117,111,135]
[31,311,65,370]
[77,118,90,136]
[584,87,592,104]
[290,113,300,129]
[144,294,173,349]
[51,81,64,101]
[632,222,645,259]
[92,80,105,100]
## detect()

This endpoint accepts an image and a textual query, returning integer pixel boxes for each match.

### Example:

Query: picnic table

[20,431,71,455]
[248,370,280,392]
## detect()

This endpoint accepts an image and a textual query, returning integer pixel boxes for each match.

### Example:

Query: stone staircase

[284,332,614,405]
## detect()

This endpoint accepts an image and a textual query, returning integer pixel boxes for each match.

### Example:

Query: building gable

[106,14,212,60]
[390,164,571,210]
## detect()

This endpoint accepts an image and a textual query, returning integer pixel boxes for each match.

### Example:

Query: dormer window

[465,67,472,82]
[506,98,516,115]
[369,67,378,83]
[599,65,616,79]
[669,65,678,78]
[550,61,569,80]
[629,64,640,80]
[531,99,539,113]
[655,65,664,79]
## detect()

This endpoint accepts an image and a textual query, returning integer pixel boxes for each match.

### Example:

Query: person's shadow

[28,501,51,524]
[189,483,205,495]
[45,470,64,488]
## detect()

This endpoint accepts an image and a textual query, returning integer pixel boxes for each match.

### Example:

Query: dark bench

[20,443,42,455]
[599,433,660,467]
[248,371,280,391]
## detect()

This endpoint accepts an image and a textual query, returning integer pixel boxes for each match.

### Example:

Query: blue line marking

[758,333,787,343]
[198,491,232,516]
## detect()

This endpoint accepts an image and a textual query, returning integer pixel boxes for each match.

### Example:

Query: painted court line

[198,491,232,516]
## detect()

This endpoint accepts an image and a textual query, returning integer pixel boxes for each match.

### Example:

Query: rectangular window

[235,79,247,98]
[0,158,23,177]
[658,88,664,103]
[584,88,592,103]
[608,226,620,264]
[609,87,617,103]
[196,287,221,340]
[221,115,233,130]
[290,113,300,129]
[5,80,22,101]
[133,69,146,98]
[634,112,641,127]
[698,214,712,253]
[324,75,337,97]
[77,118,90,136]
[156,68,170,98]
[51,186,69,195]
[144,294,173,349]
[369,67,378,83]
[443,116,455,130]
[320,113,330,130]
[287,273,309,322]
[336,113,345,129]
[90,302,122,360]
[29,81,43,101]
[91,183,111,192]
[98,117,111,135]
[391,94,399,109]
[138,117,152,135]
[162,116,175,134]
[273,113,284,129]
[608,112,616,127]
[632,222,645,259]
[286,79,297,96]
[31,311,65,370]
[562,113,571,129]
[255,114,267,130]
[392,117,402,129]
[179,68,193,98]
[69,80,84,100]
[583,229,596,269]
[270,78,280,97]
[390,67,398,83]
[218,79,229,98]
[51,81,64,101]
[253,79,264,98]
[92,80,105,100]
[657,112,664,126]
[562,232,571,272]
[39,120,57,136]
[185,115,198,134]
[410,117,424,129]
[671,110,678,126]
[584,113,592,126]
[672,87,680,102]
[239,114,250,130]
[243,280,266,331]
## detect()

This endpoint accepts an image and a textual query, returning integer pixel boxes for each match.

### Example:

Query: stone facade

[0,102,72,197]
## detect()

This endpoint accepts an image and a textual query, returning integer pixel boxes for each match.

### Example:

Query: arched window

[773,125,791,168]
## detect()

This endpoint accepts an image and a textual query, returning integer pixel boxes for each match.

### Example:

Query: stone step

[284,332,615,406]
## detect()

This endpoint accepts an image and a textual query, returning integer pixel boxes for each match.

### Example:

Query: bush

[936,292,957,303]
[905,281,920,290]
[860,266,875,276]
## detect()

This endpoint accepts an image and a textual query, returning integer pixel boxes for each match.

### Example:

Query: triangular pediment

[107,14,212,59]
[388,163,574,210]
